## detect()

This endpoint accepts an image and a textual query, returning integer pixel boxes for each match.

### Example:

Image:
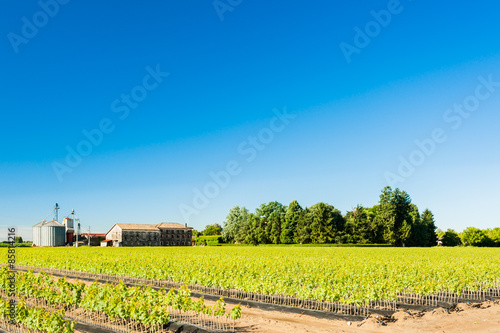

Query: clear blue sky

[1,0,499,240]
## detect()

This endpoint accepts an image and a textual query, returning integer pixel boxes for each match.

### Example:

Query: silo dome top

[33,220,64,228]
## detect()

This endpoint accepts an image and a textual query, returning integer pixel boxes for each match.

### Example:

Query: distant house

[82,233,106,246]
[105,223,193,247]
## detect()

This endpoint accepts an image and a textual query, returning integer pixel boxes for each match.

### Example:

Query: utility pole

[88,226,91,247]
[72,209,79,248]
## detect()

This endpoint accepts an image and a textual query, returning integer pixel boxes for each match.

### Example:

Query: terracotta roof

[156,222,193,230]
[106,222,193,235]
[115,223,159,231]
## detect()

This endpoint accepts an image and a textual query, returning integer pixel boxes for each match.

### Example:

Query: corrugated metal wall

[34,226,65,246]
[33,226,41,246]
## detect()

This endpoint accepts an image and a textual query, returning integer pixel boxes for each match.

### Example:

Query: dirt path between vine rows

[232,300,500,333]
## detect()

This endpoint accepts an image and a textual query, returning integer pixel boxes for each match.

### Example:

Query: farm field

[0,267,240,332]
[2,246,500,307]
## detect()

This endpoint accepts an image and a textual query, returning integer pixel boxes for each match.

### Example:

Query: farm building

[62,216,75,243]
[32,220,66,246]
[84,233,106,246]
[105,223,193,247]
[32,204,105,247]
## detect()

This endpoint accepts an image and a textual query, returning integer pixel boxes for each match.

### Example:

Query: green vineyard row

[2,247,500,306]
[0,297,75,333]
[0,267,241,332]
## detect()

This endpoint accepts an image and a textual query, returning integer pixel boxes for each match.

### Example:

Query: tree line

[220,187,438,247]
[437,227,500,247]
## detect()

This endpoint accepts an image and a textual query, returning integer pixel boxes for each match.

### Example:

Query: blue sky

[1,0,499,240]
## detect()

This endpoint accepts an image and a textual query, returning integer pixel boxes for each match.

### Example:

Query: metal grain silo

[33,220,65,246]
[32,221,44,246]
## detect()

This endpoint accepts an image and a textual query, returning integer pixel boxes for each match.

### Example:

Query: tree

[405,206,437,247]
[485,228,500,246]
[441,229,461,246]
[222,206,249,243]
[308,203,344,244]
[14,236,23,243]
[377,186,413,246]
[366,205,385,244]
[421,209,437,246]
[405,204,423,246]
[344,205,371,244]
[243,214,261,245]
[202,223,222,236]
[256,201,286,244]
[295,207,315,244]
[461,227,488,246]
[281,200,303,244]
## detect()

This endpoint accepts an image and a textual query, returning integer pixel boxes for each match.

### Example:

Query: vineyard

[1,246,499,330]
[0,297,74,333]
[0,267,241,332]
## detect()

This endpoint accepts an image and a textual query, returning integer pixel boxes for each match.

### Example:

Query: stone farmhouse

[104,222,193,247]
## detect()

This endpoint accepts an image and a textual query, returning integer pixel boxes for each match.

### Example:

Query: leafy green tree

[461,227,488,246]
[222,206,249,243]
[377,186,413,246]
[405,206,436,247]
[485,228,500,246]
[441,229,461,246]
[256,201,286,244]
[344,206,371,244]
[366,205,386,244]
[281,200,303,244]
[421,209,437,246]
[244,214,262,245]
[14,236,23,243]
[309,203,344,244]
[406,204,423,246]
[202,223,222,236]
[295,207,313,244]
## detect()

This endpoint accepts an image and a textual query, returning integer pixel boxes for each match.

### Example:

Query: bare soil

[233,300,500,333]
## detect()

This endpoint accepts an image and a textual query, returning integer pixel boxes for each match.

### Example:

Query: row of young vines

[0,267,241,332]
[0,297,75,333]
[4,247,499,307]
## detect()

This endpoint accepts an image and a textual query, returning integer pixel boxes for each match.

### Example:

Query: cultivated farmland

[2,246,499,308]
